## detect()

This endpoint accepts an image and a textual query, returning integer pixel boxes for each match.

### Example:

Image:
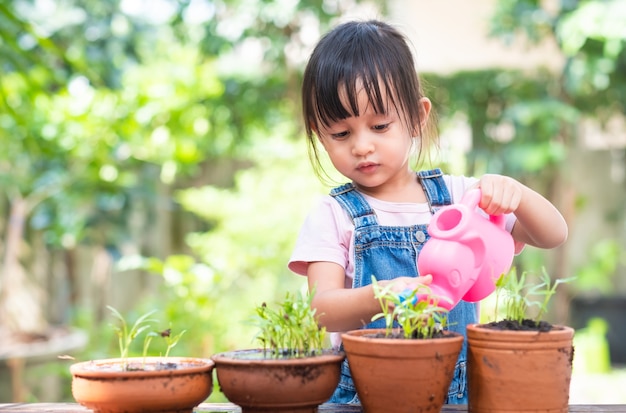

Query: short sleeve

[288,196,353,276]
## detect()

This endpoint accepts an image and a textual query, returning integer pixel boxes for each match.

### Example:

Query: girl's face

[316,82,430,196]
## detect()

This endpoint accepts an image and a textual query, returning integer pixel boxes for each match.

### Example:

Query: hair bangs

[304,21,417,135]
[310,55,399,132]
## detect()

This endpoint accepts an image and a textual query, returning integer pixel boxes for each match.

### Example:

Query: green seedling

[371,276,450,339]
[107,306,187,370]
[108,306,158,369]
[160,327,187,357]
[251,289,326,358]
[493,268,575,324]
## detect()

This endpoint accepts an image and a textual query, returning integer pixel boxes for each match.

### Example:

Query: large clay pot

[70,357,214,413]
[341,329,463,413]
[211,349,344,413]
[467,324,575,413]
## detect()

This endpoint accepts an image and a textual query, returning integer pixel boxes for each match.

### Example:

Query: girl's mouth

[357,162,379,174]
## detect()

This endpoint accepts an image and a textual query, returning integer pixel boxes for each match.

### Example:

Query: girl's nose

[351,133,374,156]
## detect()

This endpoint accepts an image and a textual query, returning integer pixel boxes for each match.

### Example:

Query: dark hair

[302,20,432,180]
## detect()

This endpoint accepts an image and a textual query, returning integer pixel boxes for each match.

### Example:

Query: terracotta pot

[341,329,463,413]
[211,349,344,413]
[70,357,214,413]
[467,324,575,413]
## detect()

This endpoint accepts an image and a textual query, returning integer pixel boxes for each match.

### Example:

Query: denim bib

[328,168,476,405]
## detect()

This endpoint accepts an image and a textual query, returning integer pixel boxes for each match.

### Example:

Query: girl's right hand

[380,274,433,295]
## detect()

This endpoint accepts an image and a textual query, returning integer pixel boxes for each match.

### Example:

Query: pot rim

[342,328,464,342]
[70,356,214,378]
[467,323,575,342]
[211,348,345,366]
[468,323,574,333]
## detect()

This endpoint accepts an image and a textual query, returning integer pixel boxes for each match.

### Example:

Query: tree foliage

[427,0,625,179]
[0,0,383,344]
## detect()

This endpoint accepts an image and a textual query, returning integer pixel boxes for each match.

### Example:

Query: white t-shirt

[288,174,519,281]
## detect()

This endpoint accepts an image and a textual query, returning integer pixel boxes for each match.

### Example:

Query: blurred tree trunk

[0,196,47,335]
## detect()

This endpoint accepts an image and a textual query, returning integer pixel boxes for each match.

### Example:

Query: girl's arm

[307,261,431,332]
[308,262,378,331]
[477,174,568,249]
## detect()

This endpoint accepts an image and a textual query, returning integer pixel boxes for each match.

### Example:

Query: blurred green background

[1,0,625,404]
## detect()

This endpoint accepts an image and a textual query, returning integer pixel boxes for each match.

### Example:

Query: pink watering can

[406,188,515,310]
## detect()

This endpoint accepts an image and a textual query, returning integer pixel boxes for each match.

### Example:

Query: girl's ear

[419,97,432,123]
[412,97,432,137]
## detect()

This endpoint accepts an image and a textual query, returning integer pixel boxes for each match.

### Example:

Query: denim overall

[328,168,476,405]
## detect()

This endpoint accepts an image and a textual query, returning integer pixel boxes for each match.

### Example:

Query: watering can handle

[461,188,506,229]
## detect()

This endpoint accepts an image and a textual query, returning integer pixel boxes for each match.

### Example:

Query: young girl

[288,20,568,405]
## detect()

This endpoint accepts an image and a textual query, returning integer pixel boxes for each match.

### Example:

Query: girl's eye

[373,123,390,131]
[331,131,349,139]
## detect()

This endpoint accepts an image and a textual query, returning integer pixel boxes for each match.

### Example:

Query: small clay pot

[70,357,214,413]
[211,349,344,413]
[467,323,575,413]
[341,329,464,413]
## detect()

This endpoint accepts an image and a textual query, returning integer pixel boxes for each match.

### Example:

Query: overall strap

[417,168,452,212]
[330,183,378,228]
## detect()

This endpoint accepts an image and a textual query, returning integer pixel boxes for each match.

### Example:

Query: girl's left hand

[475,174,523,216]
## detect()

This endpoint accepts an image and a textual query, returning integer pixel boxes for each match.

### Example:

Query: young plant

[371,276,450,339]
[108,306,158,369]
[493,268,574,324]
[251,289,326,358]
[160,327,187,357]
[107,306,187,370]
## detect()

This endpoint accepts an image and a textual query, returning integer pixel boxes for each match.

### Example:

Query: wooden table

[0,404,625,412]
